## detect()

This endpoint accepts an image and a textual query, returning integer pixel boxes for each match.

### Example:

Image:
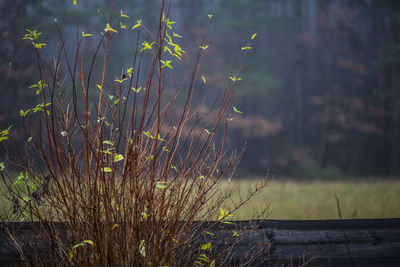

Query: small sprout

[165,18,176,29]
[232,230,240,237]
[156,181,166,189]
[208,14,213,19]
[108,94,114,101]
[210,259,216,267]
[82,32,92,37]
[233,106,243,114]
[20,109,30,117]
[114,77,128,83]
[229,76,242,82]
[140,41,154,52]
[131,86,142,93]
[29,80,48,95]
[251,33,258,40]
[96,84,102,91]
[104,23,118,33]
[28,137,32,142]
[113,154,124,163]
[127,67,134,78]
[199,45,209,50]
[120,10,129,18]
[120,22,127,29]
[101,167,112,173]
[112,224,119,230]
[61,131,67,137]
[161,60,173,69]
[202,76,206,84]
[132,19,142,30]
[163,146,170,153]
[241,46,252,50]
[33,43,46,49]
[217,207,234,224]
[0,162,4,171]
[73,0,77,5]
[172,238,179,244]
[198,175,205,179]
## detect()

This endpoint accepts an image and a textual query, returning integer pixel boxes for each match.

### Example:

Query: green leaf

[83,240,94,245]
[156,182,166,189]
[251,33,257,40]
[202,76,206,84]
[199,45,209,50]
[120,22,127,29]
[233,106,243,114]
[33,43,46,49]
[120,10,129,18]
[103,140,114,146]
[20,109,30,117]
[140,41,153,52]
[113,154,124,163]
[209,259,215,267]
[131,86,142,93]
[204,129,212,135]
[201,242,212,251]
[73,0,77,5]
[82,32,92,37]
[132,19,142,30]
[28,137,33,142]
[104,23,118,33]
[208,14,213,19]
[112,224,119,230]
[229,76,242,82]
[173,33,183,38]
[23,196,32,202]
[0,162,4,171]
[127,67,134,78]
[101,167,112,173]
[241,46,252,50]
[114,77,128,83]
[96,84,102,91]
[161,60,173,69]
[232,230,240,237]
[171,165,178,172]
[139,240,146,257]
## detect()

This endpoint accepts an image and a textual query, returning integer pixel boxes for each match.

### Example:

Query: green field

[230,179,400,220]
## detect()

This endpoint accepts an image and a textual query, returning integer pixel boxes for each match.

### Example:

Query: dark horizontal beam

[1,219,400,266]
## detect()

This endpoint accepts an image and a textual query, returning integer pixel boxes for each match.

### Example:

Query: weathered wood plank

[1,219,399,266]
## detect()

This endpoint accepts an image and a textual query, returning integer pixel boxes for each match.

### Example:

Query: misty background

[1,0,400,179]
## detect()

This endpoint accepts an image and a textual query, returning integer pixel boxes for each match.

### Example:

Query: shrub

[0,1,269,266]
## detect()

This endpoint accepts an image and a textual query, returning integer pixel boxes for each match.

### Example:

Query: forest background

[1,0,400,180]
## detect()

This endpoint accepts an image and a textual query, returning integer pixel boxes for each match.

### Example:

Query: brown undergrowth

[0,1,269,266]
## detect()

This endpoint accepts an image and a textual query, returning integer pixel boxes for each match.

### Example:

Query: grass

[2,177,399,221]
[229,178,400,220]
